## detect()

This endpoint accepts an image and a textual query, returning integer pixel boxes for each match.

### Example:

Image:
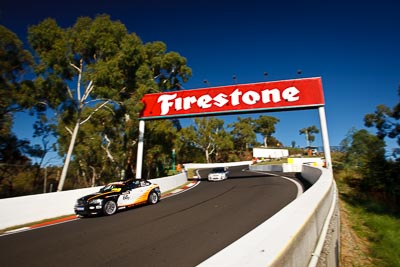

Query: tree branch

[101,134,115,163]
[80,100,111,125]
[66,85,74,99]
[65,126,73,135]
[69,62,81,73]
[81,80,94,102]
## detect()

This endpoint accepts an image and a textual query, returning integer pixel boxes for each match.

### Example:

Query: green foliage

[0,25,34,112]
[229,117,257,151]
[25,14,192,188]
[365,101,400,145]
[349,129,385,167]
[337,127,400,204]
[254,115,280,147]
[229,115,281,152]
[0,164,60,198]
[142,120,178,179]
[175,136,204,164]
[341,196,400,267]
[0,25,41,196]
[177,117,233,163]
[287,147,304,156]
[2,17,291,195]
[336,128,400,266]
[299,125,319,146]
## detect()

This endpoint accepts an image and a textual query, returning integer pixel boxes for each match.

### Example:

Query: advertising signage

[139,77,324,119]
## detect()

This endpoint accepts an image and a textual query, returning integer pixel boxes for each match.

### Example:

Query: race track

[0,166,304,267]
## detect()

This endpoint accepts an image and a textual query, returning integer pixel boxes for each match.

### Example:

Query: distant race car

[74,179,161,217]
[208,167,229,181]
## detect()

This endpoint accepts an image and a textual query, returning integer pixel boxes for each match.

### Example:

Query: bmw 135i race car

[74,179,161,217]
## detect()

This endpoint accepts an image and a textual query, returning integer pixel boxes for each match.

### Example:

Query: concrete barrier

[288,157,325,167]
[249,158,324,173]
[250,164,283,172]
[0,172,187,230]
[182,161,253,171]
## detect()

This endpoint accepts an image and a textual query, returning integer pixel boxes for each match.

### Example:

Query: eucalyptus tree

[143,120,179,178]
[345,129,394,196]
[364,87,400,148]
[27,14,191,190]
[0,25,39,196]
[0,26,34,116]
[364,86,400,199]
[228,117,257,152]
[299,125,319,147]
[177,117,233,163]
[254,115,280,147]
[346,129,386,169]
[0,25,34,161]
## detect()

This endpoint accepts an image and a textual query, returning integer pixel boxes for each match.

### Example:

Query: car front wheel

[103,200,117,216]
[148,191,159,204]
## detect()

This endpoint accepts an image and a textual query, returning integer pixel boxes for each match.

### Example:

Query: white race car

[208,167,229,181]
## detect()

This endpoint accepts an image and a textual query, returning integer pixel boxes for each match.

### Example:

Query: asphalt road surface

[0,166,304,267]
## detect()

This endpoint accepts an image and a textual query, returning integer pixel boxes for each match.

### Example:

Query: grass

[337,178,400,266]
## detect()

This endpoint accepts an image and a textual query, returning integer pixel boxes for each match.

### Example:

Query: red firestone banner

[139,77,324,119]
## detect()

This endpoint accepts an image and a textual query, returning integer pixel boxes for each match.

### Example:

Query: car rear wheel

[148,191,159,204]
[103,200,117,216]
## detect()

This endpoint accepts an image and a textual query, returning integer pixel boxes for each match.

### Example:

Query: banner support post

[318,106,332,173]
[136,120,145,179]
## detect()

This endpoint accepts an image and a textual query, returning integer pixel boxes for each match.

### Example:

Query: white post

[318,106,332,172]
[136,120,145,179]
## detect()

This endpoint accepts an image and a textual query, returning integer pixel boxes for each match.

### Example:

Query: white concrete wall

[182,161,253,170]
[0,172,187,230]
[249,158,324,173]
[250,164,283,172]
[253,148,289,159]
[147,172,188,193]
[0,186,102,230]
[288,157,325,167]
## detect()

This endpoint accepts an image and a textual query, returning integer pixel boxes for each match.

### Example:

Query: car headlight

[89,199,103,205]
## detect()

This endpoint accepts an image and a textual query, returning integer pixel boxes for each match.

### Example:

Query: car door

[117,181,148,207]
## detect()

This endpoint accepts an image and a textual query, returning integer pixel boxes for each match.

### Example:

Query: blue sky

[1,0,400,164]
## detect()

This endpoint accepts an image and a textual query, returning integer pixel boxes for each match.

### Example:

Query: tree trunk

[57,120,80,191]
[205,149,210,163]
[89,166,97,187]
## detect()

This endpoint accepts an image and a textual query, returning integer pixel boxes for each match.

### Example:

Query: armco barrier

[198,164,339,267]
[0,172,187,230]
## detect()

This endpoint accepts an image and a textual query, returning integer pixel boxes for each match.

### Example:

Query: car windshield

[211,167,226,173]
[99,183,124,193]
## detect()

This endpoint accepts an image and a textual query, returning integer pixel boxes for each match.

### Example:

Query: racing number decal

[118,187,148,207]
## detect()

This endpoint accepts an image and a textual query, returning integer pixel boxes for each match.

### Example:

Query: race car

[208,167,229,181]
[74,179,161,217]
